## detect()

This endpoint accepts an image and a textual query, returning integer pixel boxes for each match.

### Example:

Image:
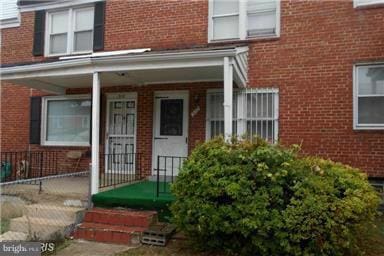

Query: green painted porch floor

[92,181,175,221]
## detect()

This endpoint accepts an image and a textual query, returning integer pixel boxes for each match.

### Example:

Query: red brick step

[74,208,159,244]
[74,222,146,244]
[83,208,157,228]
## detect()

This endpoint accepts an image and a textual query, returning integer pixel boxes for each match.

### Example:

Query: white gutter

[59,48,152,60]
[1,48,243,76]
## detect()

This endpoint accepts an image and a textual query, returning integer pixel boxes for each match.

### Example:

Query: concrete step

[9,216,74,240]
[83,208,157,228]
[0,231,27,241]
[74,222,145,245]
[25,204,84,222]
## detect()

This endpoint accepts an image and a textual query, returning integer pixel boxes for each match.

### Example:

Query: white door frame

[151,90,189,175]
[105,92,138,173]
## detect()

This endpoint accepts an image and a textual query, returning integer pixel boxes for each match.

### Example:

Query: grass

[0,219,10,234]
[116,216,384,256]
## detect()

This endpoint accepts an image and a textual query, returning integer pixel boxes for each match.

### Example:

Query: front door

[106,94,137,173]
[152,91,189,176]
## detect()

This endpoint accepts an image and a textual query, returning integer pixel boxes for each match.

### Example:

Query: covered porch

[0,46,249,198]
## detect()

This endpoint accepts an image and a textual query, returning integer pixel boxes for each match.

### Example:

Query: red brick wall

[65,82,219,177]
[246,1,384,177]
[1,1,384,177]
[0,84,31,152]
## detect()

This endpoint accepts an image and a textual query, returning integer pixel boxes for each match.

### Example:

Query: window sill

[208,36,280,45]
[44,51,93,59]
[354,125,384,130]
[40,142,91,147]
[354,2,384,9]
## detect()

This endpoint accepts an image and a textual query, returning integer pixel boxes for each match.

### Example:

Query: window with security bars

[206,91,237,139]
[206,88,278,143]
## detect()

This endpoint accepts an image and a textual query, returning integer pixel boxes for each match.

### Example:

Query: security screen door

[106,98,136,173]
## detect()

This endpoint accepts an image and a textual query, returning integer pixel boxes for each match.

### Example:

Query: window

[42,95,91,146]
[354,64,384,129]
[206,88,278,142]
[209,0,280,41]
[46,6,94,56]
[245,89,278,142]
[206,91,237,138]
[354,0,384,8]
[160,99,184,136]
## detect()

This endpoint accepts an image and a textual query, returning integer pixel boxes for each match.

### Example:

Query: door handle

[185,137,188,144]
[154,137,168,140]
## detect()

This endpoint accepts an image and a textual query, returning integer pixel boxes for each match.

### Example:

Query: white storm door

[152,91,189,176]
[106,98,137,173]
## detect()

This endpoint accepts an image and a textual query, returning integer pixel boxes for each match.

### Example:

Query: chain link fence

[0,171,89,243]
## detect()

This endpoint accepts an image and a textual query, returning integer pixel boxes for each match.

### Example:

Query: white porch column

[91,72,100,195]
[223,57,233,140]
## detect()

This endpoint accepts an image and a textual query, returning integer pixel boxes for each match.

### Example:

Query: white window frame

[41,94,91,146]
[353,63,384,130]
[206,88,279,142]
[45,6,94,57]
[208,0,281,42]
[354,0,384,8]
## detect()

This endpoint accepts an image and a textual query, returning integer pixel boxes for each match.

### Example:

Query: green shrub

[171,137,380,255]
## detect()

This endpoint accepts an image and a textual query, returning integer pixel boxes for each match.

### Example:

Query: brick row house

[1,0,384,196]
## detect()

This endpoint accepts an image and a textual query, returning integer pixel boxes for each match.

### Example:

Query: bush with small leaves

[171,137,380,255]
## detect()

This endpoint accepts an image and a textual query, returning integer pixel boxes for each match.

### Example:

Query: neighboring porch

[0,45,249,198]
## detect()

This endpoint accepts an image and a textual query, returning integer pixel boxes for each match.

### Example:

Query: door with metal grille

[106,97,136,173]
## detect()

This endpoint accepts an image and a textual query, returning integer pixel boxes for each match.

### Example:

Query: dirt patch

[54,240,134,256]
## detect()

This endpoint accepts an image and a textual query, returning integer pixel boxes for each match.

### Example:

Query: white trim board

[19,0,104,12]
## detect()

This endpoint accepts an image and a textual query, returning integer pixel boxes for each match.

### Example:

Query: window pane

[358,66,384,95]
[248,0,277,11]
[51,11,68,34]
[358,97,384,124]
[213,15,239,40]
[208,93,224,119]
[247,93,274,118]
[75,8,94,31]
[210,121,224,138]
[74,31,93,52]
[247,11,276,36]
[50,34,67,54]
[247,120,274,141]
[160,99,183,136]
[213,0,238,15]
[46,99,91,143]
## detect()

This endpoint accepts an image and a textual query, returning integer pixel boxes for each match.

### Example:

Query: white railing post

[91,72,100,195]
[223,57,233,141]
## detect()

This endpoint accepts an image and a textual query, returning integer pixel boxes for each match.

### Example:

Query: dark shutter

[30,97,42,144]
[93,1,105,51]
[33,10,45,56]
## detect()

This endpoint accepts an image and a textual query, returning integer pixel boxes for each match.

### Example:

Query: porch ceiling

[0,46,248,94]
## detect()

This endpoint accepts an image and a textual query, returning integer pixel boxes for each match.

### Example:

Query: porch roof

[0,45,249,94]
